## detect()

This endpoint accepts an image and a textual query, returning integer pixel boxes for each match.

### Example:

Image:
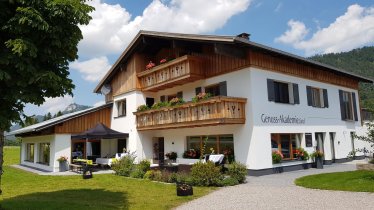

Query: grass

[0,146,215,210]
[295,170,374,192]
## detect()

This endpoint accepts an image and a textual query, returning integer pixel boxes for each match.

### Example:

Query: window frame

[116,99,126,117]
[38,143,50,165]
[186,134,234,155]
[25,143,34,162]
[271,133,301,160]
[267,79,299,105]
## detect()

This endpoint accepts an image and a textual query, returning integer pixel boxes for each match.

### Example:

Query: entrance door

[158,138,165,166]
[329,132,336,163]
[315,133,325,160]
[117,139,127,153]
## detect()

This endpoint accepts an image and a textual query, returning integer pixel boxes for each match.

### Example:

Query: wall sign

[305,133,313,147]
[261,114,306,124]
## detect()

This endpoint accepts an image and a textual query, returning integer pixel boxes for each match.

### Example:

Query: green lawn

[295,170,374,192]
[0,147,215,210]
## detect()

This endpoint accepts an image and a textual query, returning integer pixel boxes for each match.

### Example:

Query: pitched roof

[94,30,373,93]
[8,103,112,136]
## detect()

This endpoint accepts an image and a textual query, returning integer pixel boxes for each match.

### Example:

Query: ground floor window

[26,143,34,162]
[186,135,234,162]
[271,134,301,160]
[38,143,50,165]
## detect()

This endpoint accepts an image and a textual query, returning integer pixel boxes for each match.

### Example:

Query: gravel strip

[176,161,373,210]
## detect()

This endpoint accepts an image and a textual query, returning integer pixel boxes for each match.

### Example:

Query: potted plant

[272,151,283,164]
[57,156,69,172]
[295,148,310,161]
[183,149,200,159]
[165,152,177,163]
[176,182,193,196]
[311,151,324,169]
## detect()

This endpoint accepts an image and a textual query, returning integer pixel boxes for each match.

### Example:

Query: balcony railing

[137,55,204,91]
[134,96,247,131]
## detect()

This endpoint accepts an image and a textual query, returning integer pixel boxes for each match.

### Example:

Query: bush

[130,169,145,179]
[143,170,162,181]
[4,138,21,146]
[111,153,136,177]
[226,162,247,183]
[137,159,151,173]
[219,177,239,186]
[272,151,283,164]
[190,161,223,186]
[369,159,374,164]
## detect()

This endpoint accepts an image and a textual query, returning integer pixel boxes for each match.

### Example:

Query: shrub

[226,162,247,183]
[112,153,136,176]
[190,161,223,186]
[219,177,239,186]
[369,159,374,164]
[137,159,151,173]
[143,170,162,181]
[311,150,324,159]
[130,169,145,179]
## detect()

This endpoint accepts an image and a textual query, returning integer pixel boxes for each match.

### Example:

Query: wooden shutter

[219,81,227,96]
[339,90,346,120]
[293,83,299,104]
[195,87,202,95]
[267,79,275,102]
[177,91,183,99]
[306,86,312,106]
[352,92,358,121]
[160,95,165,102]
[323,89,329,108]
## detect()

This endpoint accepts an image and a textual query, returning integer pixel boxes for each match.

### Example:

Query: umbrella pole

[86,138,88,159]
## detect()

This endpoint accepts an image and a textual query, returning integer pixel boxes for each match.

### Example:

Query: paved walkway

[11,164,114,176]
[177,160,373,210]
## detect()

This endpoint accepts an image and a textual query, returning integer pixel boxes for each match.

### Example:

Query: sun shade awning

[71,123,128,140]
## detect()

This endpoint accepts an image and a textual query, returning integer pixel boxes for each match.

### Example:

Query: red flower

[160,58,167,64]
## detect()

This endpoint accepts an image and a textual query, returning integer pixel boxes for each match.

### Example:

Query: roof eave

[234,37,374,83]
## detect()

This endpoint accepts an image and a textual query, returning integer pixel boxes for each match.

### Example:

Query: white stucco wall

[20,134,71,172]
[110,66,372,170]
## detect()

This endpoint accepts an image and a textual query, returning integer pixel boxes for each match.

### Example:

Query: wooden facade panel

[249,50,359,89]
[54,107,112,134]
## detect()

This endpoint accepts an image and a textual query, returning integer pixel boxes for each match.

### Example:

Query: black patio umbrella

[71,123,129,140]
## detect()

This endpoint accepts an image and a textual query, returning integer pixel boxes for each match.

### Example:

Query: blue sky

[24,0,374,116]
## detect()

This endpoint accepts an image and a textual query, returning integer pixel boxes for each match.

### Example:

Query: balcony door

[152,137,165,166]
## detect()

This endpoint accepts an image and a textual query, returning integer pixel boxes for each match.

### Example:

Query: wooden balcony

[137,55,205,91]
[134,96,247,131]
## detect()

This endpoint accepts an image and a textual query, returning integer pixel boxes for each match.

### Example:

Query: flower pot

[59,161,68,172]
[315,157,323,169]
[176,183,193,196]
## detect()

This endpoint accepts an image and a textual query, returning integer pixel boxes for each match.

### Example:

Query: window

[38,143,50,165]
[306,86,328,108]
[195,81,227,96]
[267,79,299,104]
[146,97,155,107]
[116,99,126,117]
[186,135,234,156]
[339,90,358,121]
[271,134,301,160]
[26,143,34,162]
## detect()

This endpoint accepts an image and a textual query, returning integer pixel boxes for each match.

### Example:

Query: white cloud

[275,20,309,44]
[93,100,105,107]
[70,56,111,82]
[78,0,251,57]
[41,96,74,114]
[275,4,374,56]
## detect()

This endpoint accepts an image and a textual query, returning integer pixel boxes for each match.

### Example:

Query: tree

[55,111,63,118]
[0,0,93,195]
[354,121,374,158]
[43,112,52,121]
[22,116,39,127]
